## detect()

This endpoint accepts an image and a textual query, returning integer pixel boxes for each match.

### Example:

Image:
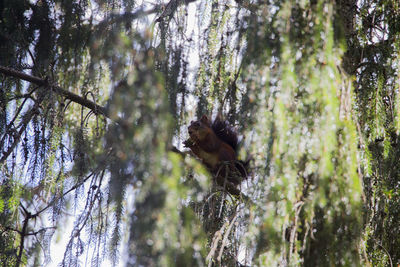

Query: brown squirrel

[183,115,248,195]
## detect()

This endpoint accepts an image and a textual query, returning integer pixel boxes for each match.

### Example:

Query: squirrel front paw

[183,138,195,147]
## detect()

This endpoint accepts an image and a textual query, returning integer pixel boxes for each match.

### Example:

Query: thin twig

[206,222,228,267]
[0,92,45,164]
[16,205,37,267]
[217,211,239,262]
[377,242,393,267]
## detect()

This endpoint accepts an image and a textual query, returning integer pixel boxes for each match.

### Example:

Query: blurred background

[1,0,400,266]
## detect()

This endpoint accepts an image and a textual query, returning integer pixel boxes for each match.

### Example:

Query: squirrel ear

[200,115,209,124]
[214,113,222,122]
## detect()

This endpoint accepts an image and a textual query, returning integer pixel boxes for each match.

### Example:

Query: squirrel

[183,115,248,195]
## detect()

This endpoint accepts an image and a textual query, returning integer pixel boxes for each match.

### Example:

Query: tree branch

[16,205,36,267]
[0,92,45,164]
[0,65,108,118]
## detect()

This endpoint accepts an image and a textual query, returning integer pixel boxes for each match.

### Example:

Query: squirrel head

[188,115,212,142]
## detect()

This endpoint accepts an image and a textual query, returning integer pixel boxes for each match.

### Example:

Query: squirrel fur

[184,115,248,195]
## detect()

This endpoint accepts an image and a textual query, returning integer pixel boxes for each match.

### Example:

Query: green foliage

[1,0,400,266]
[0,180,20,266]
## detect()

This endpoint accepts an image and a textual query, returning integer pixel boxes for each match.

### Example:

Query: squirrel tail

[212,116,239,151]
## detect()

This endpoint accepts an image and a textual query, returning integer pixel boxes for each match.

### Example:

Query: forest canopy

[0,0,400,266]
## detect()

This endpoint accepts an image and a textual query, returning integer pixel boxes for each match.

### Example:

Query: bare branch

[206,222,228,266]
[95,0,198,26]
[218,211,239,262]
[16,207,36,267]
[0,92,45,164]
[0,65,108,118]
